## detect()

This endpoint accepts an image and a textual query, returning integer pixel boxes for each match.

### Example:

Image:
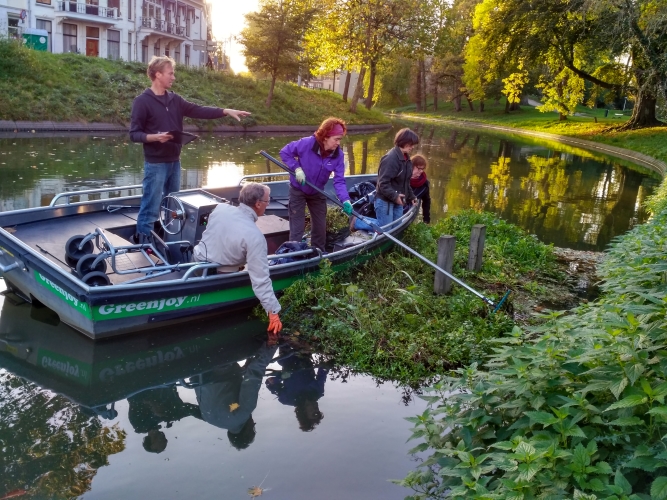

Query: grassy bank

[0,40,387,126]
[278,211,568,387]
[397,181,667,499]
[387,99,667,165]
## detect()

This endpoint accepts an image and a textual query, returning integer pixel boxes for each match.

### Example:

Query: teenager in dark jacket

[375,128,420,228]
[129,55,250,240]
[407,154,431,224]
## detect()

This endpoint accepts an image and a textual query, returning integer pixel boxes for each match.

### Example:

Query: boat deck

[8,208,178,285]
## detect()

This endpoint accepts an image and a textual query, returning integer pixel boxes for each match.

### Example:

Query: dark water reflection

[0,122,659,250]
[0,285,426,499]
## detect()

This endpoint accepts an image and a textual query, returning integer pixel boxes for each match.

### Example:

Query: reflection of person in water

[127,386,202,453]
[265,347,327,432]
[195,343,277,450]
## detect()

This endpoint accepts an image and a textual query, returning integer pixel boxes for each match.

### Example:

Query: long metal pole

[258,151,510,311]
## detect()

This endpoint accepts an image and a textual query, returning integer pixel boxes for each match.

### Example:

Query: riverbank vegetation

[394,171,667,499]
[0,39,386,126]
[280,210,568,386]
[390,100,667,167]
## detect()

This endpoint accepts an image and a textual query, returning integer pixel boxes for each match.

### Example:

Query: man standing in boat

[193,182,283,334]
[129,55,251,242]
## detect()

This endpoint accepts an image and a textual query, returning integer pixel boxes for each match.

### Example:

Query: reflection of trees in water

[426,132,656,250]
[0,371,125,498]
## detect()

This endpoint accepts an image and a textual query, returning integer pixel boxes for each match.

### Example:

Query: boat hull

[0,175,418,339]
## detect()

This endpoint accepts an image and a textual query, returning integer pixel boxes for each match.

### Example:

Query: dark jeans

[412,181,431,224]
[136,161,181,236]
[289,186,327,251]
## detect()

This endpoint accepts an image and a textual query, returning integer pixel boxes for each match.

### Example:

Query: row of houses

[0,0,213,66]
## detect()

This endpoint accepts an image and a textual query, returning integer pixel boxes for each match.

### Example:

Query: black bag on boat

[349,181,377,219]
[325,226,350,252]
[269,241,312,266]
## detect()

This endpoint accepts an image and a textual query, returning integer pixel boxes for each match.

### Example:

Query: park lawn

[387,99,667,164]
[0,39,387,127]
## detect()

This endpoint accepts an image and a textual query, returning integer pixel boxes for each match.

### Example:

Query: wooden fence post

[434,235,456,294]
[467,224,486,272]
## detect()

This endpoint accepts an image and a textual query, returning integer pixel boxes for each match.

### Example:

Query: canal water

[0,122,661,498]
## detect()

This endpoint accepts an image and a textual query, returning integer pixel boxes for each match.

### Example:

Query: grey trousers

[289,186,328,251]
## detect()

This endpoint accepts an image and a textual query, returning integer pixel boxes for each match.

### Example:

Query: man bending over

[193,182,282,334]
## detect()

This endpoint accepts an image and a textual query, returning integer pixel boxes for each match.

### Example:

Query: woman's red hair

[314,117,347,143]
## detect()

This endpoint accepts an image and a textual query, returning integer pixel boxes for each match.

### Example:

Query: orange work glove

[267,312,283,334]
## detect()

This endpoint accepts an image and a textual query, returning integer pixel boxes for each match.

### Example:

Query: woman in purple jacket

[279,117,353,251]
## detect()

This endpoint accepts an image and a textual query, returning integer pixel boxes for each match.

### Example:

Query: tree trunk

[433,78,438,111]
[421,58,427,111]
[415,60,423,112]
[453,94,462,112]
[559,113,567,121]
[342,71,352,102]
[466,94,474,111]
[365,60,377,110]
[479,100,485,112]
[349,66,367,113]
[623,89,661,129]
[266,75,277,108]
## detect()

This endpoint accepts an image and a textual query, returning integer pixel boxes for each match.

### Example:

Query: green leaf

[652,477,667,500]
[517,462,540,482]
[648,406,667,419]
[525,411,559,426]
[615,470,632,495]
[625,456,662,472]
[607,416,644,427]
[609,378,629,399]
[604,395,648,412]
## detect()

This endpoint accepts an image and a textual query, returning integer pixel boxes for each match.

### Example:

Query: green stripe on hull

[33,240,394,323]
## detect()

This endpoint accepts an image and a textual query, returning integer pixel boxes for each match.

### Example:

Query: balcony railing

[57,1,120,19]
[140,17,186,37]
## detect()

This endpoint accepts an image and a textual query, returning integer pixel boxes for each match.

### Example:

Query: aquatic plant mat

[396,205,667,498]
[280,210,575,387]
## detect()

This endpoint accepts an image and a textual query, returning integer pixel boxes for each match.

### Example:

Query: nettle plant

[398,209,667,499]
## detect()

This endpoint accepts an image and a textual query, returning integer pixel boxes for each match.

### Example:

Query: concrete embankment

[0,121,391,136]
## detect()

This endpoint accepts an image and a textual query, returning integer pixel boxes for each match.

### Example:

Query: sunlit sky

[211,0,259,73]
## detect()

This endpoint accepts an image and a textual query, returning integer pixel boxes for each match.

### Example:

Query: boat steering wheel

[159,195,186,235]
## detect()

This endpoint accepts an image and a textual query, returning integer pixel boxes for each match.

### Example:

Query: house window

[36,19,52,52]
[36,0,51,4]
[174,45,180,64]
[85,0,99,16]
[108,29,120,60]
[86,26,99,57]
[63,23,77,53]
[142,38,148,62]
[128,32,132,60]
[128,0,133,21]
[184,44,190,66]
[107,0,119,17]
[153,40,160,56]
[8,16,20,40]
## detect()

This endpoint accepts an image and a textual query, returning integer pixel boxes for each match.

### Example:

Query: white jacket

[193,203,281,314]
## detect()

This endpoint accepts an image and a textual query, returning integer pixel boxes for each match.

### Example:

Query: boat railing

[49,185,143,207]
[73,228,323,286]
[238,172,290,185]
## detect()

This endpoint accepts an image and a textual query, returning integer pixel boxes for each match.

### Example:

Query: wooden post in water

[467,224,486,272]
[434,235,456,294]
